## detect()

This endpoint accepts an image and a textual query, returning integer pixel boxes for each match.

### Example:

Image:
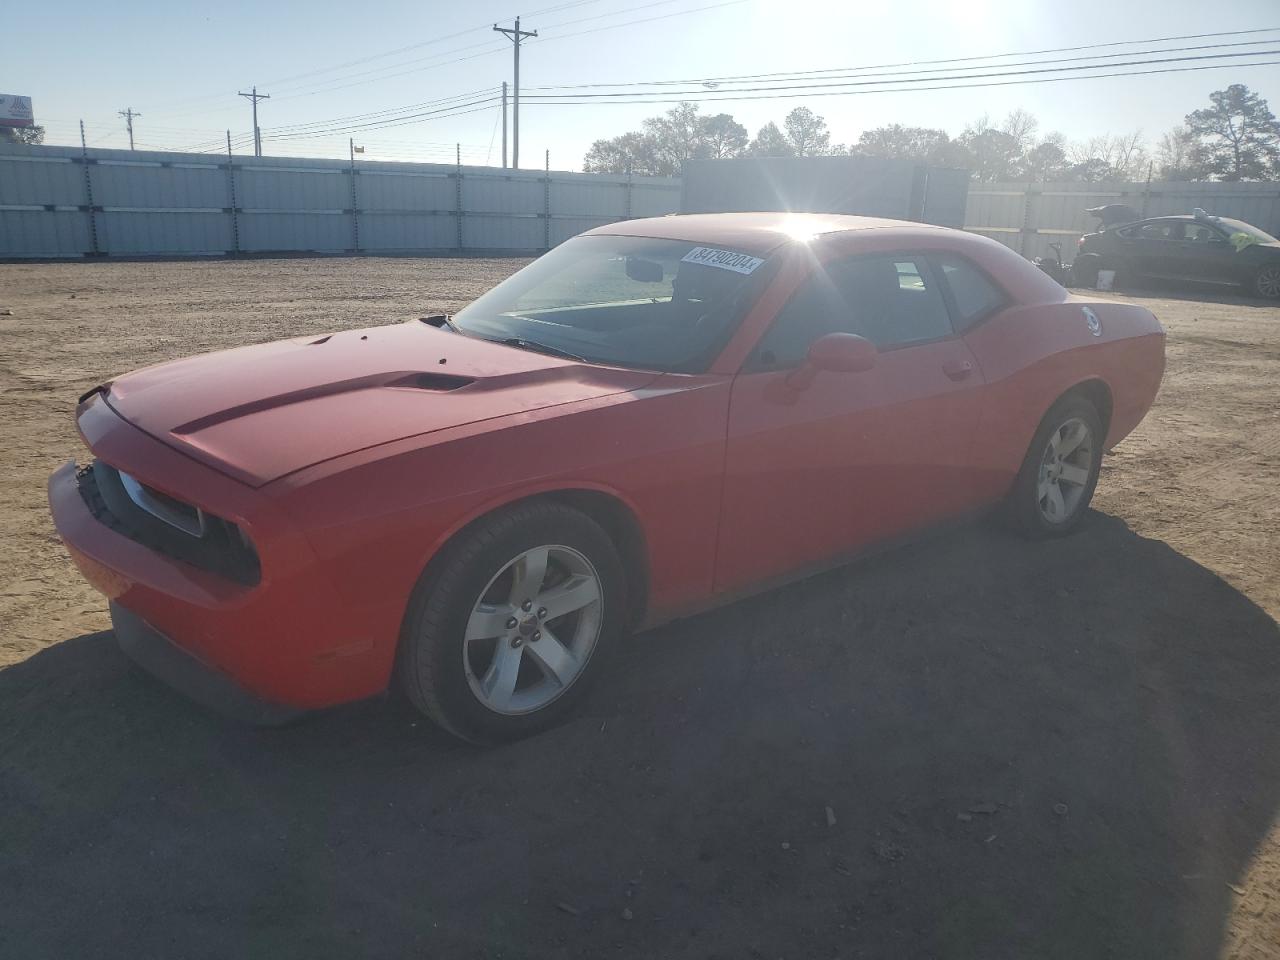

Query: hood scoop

[170,370,474,436]
[387,371,475,392]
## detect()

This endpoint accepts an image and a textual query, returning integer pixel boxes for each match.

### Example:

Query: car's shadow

[2,514,1278,960]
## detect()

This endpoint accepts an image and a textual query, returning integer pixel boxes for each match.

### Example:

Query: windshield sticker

[680,247,765,275]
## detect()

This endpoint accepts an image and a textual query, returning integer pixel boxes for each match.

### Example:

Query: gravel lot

[1,257,1277,959]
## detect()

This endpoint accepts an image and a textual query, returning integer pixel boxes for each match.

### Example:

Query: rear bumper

[110,602,301,725]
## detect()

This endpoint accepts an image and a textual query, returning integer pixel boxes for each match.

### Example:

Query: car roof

[584,212,949,255]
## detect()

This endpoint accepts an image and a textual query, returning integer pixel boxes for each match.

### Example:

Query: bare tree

[1001,108,1040,155]
[1067,132,1148,181]
[1156,125,1208,180]
[956,115,1022,181]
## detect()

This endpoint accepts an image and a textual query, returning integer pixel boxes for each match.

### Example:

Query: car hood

[101,322,659,487]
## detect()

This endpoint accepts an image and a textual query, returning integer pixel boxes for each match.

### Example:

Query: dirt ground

[1,258,1278,960]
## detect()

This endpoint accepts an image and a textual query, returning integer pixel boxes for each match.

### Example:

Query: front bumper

[110,602,301,725]
[48,401,397,712]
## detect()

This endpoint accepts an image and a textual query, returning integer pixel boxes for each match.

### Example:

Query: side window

[750,255,953,369]
[1138,221,1175,240]
[1177,222,1223,243]
[751,268,855,369]
[936,256,1008,332]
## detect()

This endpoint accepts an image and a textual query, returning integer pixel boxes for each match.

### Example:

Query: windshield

[451,235,772,372]
[1217,219,1278,243]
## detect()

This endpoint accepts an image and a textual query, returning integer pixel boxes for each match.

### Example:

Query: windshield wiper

[495,337,589,363]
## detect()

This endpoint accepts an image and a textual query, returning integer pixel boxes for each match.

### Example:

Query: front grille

[77,462,261,586]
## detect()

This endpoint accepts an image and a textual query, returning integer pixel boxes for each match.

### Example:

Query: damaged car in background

[1074,205,1280,298]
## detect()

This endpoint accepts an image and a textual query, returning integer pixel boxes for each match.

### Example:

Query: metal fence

[0,143,682,259]
[9,143,1279,264]
[965,180,1280,261]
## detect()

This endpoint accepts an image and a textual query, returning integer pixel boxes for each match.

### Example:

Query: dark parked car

[1074,213,1280,299]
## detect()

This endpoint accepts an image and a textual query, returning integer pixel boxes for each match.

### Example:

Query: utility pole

[493,18,536,169]
[501,81,508,169]
[237,86,270,157]
[118,107,141,151]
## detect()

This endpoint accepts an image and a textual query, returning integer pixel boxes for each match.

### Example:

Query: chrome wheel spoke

[1058,463,1090,487]
[537,574,600,622]
[509,547,549,604]
[1044,480,1066,518]
[1057,422,1087,457]
[466,603,516,641]
[480,642,523,710]
[524,626,578,687]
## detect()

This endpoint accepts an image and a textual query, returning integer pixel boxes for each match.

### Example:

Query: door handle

[942,358,974,381]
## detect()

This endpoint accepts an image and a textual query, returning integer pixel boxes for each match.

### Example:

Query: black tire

[1254,263,1280,300]
[397,501,628,745]
[1005,395,1104,539]
[1072,254,1101,289]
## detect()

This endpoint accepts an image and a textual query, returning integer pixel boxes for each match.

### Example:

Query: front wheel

[1006,396,1104,538]
[398,502,628,744]
[1254,264,1280,299]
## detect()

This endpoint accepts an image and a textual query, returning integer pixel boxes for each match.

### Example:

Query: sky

[9,0,1279,169]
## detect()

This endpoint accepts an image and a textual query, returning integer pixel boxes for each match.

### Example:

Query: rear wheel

[1254,264,1280,299]
[398,502,627,744]
[1006,396,1104,538]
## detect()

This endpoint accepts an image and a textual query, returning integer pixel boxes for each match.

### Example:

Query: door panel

[1129,221,1179,277]
[1164,223,1239,283]
[715,339,987,593]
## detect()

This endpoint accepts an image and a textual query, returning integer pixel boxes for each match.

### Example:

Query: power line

[136,0,609,117]
[263,0,733,102]
[250,98,504,143]
[522,57,1280,107]
[201,32,1280,154]
[265,87,500,134]
[520,46,1280,101]
[525,0,747,48]
[257,0,606,90]
[526,25,1280,90]
[268,39,508,99]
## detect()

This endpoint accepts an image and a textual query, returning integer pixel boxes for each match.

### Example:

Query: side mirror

[625,257,663,283]
[785,333,877,390]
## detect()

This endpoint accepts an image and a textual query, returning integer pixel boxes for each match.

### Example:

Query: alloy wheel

[1037,417,1094,524]
[1257,266,1280,299]
[462,544,603,715]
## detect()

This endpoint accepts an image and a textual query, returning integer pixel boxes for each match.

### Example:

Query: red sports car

[49,213,1165,743]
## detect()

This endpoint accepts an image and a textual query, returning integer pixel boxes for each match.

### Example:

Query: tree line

[583,83,1280,183]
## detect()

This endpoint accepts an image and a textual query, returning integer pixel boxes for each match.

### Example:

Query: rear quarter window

[936,257,1009,332]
